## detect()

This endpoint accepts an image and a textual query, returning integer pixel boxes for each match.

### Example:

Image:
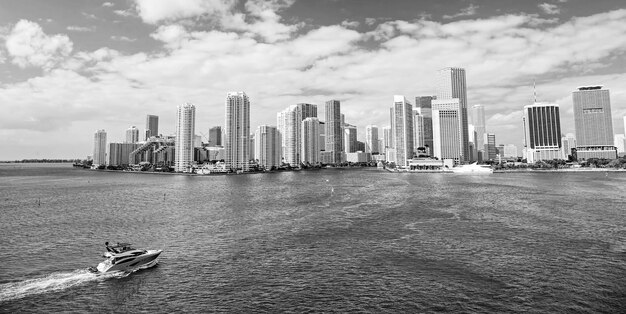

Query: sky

[1,0,626,160]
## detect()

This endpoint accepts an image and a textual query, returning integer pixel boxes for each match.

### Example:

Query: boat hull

[96,250,162,273]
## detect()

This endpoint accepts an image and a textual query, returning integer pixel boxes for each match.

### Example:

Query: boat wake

[0,269,125,302]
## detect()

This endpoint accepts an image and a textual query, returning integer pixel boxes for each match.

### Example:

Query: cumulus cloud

[539,3,560,15]
[133,0,236,24]
[443,4,479,19]
[5,20,73,70]
[102,2,114,7]
[66,25,95,32]
[110,35,136,42]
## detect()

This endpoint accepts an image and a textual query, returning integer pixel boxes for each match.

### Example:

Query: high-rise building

[523,103,562,163]
[175,103,196,172]
[485,133,497,160]
[325,100,343,164]
[344,124,357,153]
[365,125,379,154]
[125,126,139,143]
[254,125,281,169]
[436,67,470,161]
[209,126,222,147]
[108,143,140,166]
[93,129,107,165]
[432,98,461,161]
[302,117,320,164]
[382,126,392,152]
[561,133,576,159]
[392,95,414,167]
[415,96,434,154]
[145,115,159,140]
[413,109,425,153]
[613,134,625,154]
[277,103,317,166]
[573,86,617,160]
[472,104,486,153]
[319,121,325,152]
[225,92,250,171]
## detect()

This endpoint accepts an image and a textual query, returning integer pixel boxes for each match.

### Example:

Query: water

[1,164,625,312]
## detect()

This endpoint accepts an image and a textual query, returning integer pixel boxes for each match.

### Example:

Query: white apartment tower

[435,67,470,162]
[225,92,250,171]
[302,117,320,164]
[125,126,139,144]
[175,103,196,172]
[432,98,462,161]
[277,103,317,166]
[93,129,107,165]
[391,95,414,167]
[365,125,379,154]
[254,125,281,169]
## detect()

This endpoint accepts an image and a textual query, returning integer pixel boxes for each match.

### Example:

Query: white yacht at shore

[451,163,493,174]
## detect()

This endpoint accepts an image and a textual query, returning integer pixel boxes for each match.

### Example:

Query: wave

[0,269,125,302]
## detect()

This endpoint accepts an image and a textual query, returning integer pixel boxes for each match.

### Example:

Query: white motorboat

[90,242,162,273]
[451,163,493,174]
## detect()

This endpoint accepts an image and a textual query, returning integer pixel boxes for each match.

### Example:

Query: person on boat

[105,242,117,253]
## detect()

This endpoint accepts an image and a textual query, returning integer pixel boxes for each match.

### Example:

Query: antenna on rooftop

[533,79,537,103]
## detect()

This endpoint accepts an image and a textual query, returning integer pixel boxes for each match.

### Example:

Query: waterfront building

[522,103,562,163]
[175,102,196,172]
[249,133,255,163]
[391,95,414,167]
[415,96,434,155]
[573,86,617,160]
[432,98,461,161]
[468,124,477,161]
[561,133,576,160]
[325,100,343,164]
[413,110,425,154]
[108,143,140,166]
[254,125,281,169]
[613,134,625,154]
[277,103,317,166]
[302,117,320,164]
[93,129,107,166]
[382,126,392,153]
[365,125,379,154]
[436,67,470,162]
[346,152,369,163]
[225,92,250,171]
[130,136,175,166]
[485,133,497,160]
[145,115,159,140]
[209,126,222,147]
[125,126,139,144]
[472,104,486,157]
[344,124,357,153]
[319,121,325,153]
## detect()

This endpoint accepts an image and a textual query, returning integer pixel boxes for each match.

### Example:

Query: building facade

[344,124,358,153]
[325,100,343,164]
[125,126,139,144]
[93,129,107,165]
[436,67,470,162]
[209,126,222,147]
[415,96,434,155]
[392,95,414,167]
[432,99,462,161]
[561,133,576,160]
[365,125,379,154]
[277,103,317,166]
[573,86,617,160]
[145,114,159,140]
[472,104,486,154]
[254,125,281,169]
[175,103,196,172]
[302,117,320,164]
[225,92,250,171]
[523,103,562,163]
[108,143,140,166]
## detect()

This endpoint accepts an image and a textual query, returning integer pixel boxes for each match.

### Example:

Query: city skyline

[1,1,626,159]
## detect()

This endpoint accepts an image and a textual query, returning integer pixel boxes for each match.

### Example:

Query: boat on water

[451,163,493,174]
[89,242,162,273]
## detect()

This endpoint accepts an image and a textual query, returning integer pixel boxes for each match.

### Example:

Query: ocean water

[1,164,625,313]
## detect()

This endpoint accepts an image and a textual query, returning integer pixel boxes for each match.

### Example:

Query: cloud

[341,20,360,29]
[443,4,479,19]
[66,25,95,32]
[133,0,236,24]
[5,20,73,70]
[538,3,560,15]
[110,35,137,42]
[114,9,134,17]
[102,2,114,7]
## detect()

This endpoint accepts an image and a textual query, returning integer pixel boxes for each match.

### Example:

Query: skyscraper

[382,126,392,152]
[254,125,281,169]
[436,67,470,161]
[325,100,343,164]
[302,117,320,164]
[125,126,139,143]
[225,92,250,171]
[432,98,461,161]
[573,86,617,160]
[392,95,414,167]
[145,114,159,140]
[485,133,496,160]
[522,103,562,163]
[277,103,317,166]
[93,129,107,165]
[175,103,196,172]
[472,104,486,153]
[209,126,222,147]
[365,125,379,154]
[561,133,576,159]
[343,124,357,153]
[415,96,434,154]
